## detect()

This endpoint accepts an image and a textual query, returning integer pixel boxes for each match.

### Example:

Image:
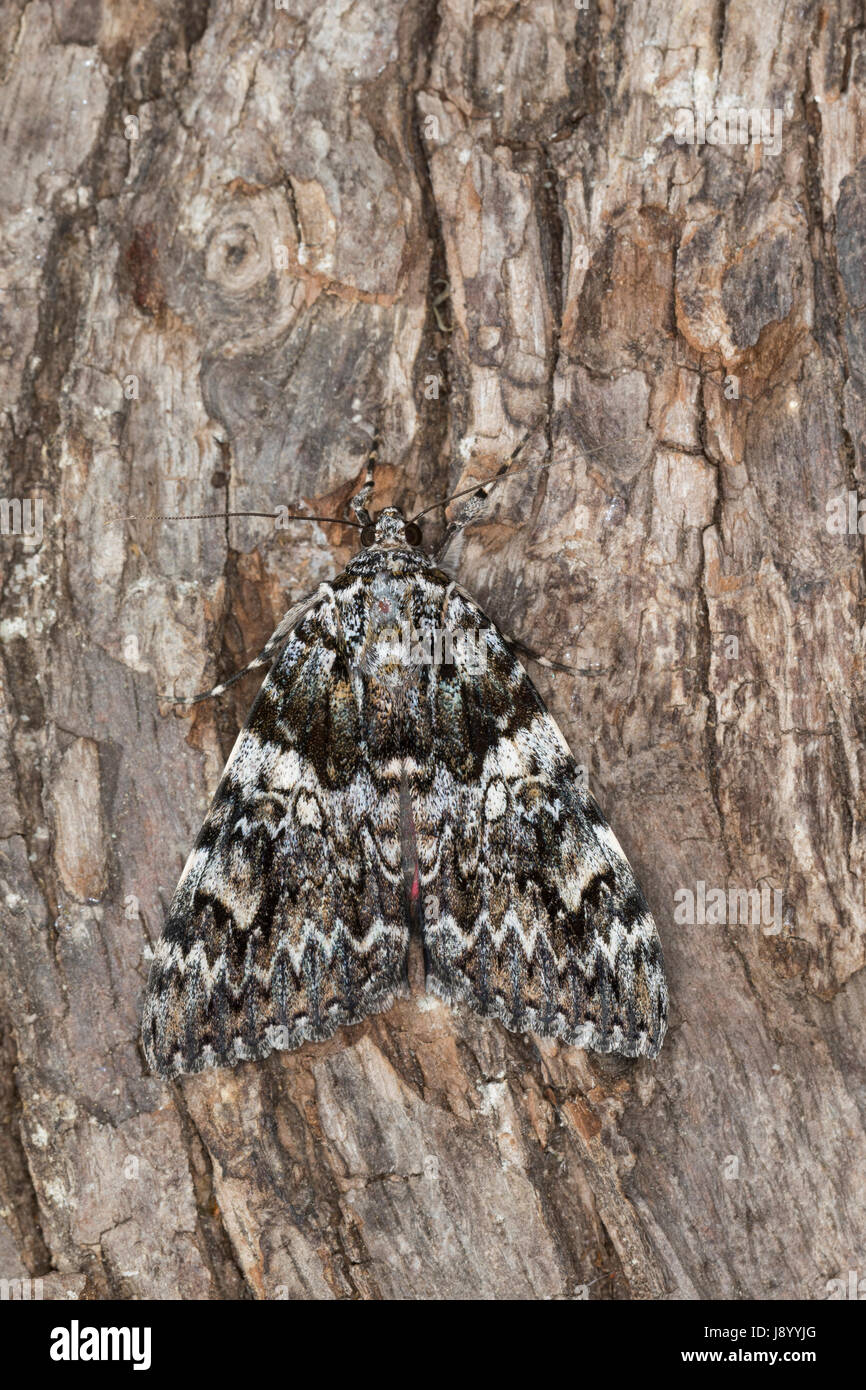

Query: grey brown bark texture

[0,0,864,1302]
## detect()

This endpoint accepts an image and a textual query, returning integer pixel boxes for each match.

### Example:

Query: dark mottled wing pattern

[142,585,408,1078]
[144,530,667,1077]
[412,582,667,1059]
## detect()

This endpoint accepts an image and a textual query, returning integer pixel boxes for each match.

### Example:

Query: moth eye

[404,522,422,546]
[360,524,376,547]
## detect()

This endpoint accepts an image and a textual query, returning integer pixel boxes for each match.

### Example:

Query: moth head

[360,506,422,549]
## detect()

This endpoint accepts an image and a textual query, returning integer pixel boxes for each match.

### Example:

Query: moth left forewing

[143,589,410,1079]
[416,585,667,1059]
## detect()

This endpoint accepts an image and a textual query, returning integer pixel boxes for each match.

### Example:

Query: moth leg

[500,632,573,674]
[164,650,277,707]
[434,439,527,563]
[162,588,319,706]
[500,631,606,677]
[350,431,381,528]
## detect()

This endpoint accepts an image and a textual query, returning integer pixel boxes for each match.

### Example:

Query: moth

[142,441,668,1078]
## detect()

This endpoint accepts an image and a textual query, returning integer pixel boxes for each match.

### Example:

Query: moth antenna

[412,430,535,527]
[411,433,646,524]
[130,510,361,528]
[350,430,382,528]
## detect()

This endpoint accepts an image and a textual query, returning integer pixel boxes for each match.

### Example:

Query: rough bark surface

[1,0,864,1301]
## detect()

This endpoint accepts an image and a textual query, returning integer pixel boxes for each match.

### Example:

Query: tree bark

[1,0,864,1300]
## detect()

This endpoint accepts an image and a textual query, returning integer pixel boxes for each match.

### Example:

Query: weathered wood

[1,0,864,1300]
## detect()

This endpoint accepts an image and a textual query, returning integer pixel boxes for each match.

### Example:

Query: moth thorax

[358,573,412,690]
[368,572,406,626]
